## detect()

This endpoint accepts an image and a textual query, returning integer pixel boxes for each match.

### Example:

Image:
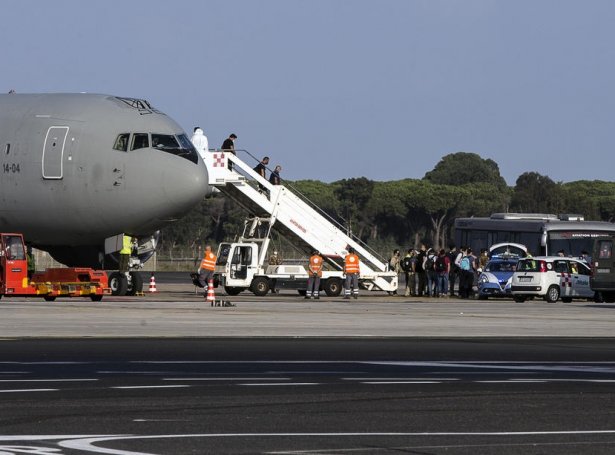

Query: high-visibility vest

[200,252,216,271]
[120,235,132,254]
[344,253,360,274]
[309,255,323,277]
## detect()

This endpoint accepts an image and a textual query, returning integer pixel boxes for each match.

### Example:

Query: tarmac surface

[0,272,613,338]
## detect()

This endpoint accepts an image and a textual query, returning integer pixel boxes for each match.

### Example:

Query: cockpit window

[152,133,198,164]
[113,133,129,151]
[131,133,149,150]
[152,134,180,150]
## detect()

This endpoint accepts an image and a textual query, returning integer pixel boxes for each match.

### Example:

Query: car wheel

[545,285,560,303]
[513,296,526,303]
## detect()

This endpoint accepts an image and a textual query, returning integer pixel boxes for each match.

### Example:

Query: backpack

[460,256,471,271]
[435,256,447,273]
[401,256,413,272]
[424,254,435,270]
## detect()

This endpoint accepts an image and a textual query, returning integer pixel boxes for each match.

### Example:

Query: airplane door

[42,126,69,179]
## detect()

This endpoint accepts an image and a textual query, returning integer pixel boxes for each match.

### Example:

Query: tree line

[159,152,615,259]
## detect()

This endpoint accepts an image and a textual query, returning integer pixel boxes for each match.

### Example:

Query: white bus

[454,213,615,257]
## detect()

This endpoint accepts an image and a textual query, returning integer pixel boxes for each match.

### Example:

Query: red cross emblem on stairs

[213,153,225,167]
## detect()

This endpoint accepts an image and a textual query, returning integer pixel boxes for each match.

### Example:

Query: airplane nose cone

[159,158,210,219]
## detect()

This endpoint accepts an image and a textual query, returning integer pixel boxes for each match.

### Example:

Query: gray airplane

[0,93,210,294]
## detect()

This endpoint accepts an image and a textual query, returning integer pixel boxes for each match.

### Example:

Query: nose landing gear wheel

[109,272,128,296]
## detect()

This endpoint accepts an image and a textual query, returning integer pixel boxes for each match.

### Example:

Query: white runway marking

[239,383,320,386]
[0,378,98,382]
[362,381,441,384]
[56,431,615,455]
[112,385,190,390]
[0,388,58,393]
[162,377,291,381]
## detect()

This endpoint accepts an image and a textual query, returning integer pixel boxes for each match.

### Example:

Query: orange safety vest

[309,254,323,277]
[344,253,360,274]
[200,252,216,271]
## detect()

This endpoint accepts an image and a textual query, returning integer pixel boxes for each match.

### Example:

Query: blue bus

[454,213,615,257]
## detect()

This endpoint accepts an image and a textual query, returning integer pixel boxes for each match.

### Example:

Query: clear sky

[3,0,614,185]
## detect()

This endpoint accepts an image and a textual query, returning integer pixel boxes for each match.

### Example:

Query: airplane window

[113,134,129,152]
[151,133,198,164]
[131,133,149,151]
[152,134,180,150]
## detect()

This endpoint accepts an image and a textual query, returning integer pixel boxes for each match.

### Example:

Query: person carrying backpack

[458,247,475,299]
[388,249,401,295]
[415,244,427,297]
[435,249,450,298]
[401,249,417,296]
[447,245,461,297]
[424,248,437,297]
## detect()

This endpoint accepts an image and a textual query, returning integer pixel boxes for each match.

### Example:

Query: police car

[511,256,598,303]
[477,243,526,299]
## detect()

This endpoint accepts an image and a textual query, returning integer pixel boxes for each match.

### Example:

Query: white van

[511,256,598,303]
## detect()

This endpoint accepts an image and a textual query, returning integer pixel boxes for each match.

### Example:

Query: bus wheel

[545,285,560,303]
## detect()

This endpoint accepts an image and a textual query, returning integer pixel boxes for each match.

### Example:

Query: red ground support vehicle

[0,233,110,301]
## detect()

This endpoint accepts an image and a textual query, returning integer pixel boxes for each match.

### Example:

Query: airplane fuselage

[0,93,209,267]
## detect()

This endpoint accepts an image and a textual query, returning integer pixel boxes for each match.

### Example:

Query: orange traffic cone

[206,279,216,304]
[148,273,158,293]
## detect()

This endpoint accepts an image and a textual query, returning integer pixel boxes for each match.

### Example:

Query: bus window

[598,240,612,259]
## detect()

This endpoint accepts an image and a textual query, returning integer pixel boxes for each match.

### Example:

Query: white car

[511,256,598,303]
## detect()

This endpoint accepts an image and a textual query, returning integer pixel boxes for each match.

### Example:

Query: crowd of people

[391,244,483,299]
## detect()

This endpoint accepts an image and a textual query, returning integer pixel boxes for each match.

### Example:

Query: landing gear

[109,271,143,296]
[109,272,128,296]
[126,271,143,296]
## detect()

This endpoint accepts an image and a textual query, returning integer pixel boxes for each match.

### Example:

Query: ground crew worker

[306,250,323,299]
[197,245,217,298]
[268,250,283,266]
[26,246,35,280]
[119,234,132,276]
[343,247,360,299]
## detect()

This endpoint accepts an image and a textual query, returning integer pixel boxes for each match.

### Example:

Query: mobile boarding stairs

[202,150,397,293]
